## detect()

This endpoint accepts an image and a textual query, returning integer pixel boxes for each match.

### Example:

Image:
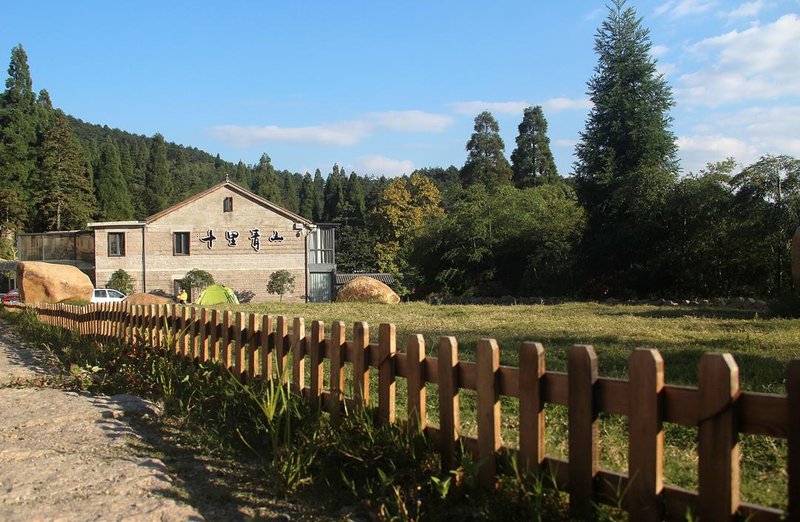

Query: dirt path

[0,321,325,521]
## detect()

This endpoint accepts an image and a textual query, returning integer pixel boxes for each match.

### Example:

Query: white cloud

[351,155,414,177]
[450,100,529,116]
[541,97,593,112]
[210,109,452,148]
[450,97,591,116]
[725,0,765,19]
[367,110,453,133]
[656,0,718,18]
[657,62,678,77]
[677,135,756,173]
[678,14,800,105]
[677,105,800,172]
[209,121,370,147]
[651,44,670,58]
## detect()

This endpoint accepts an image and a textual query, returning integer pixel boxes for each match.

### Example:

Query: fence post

[310,321,324,404]
[628,348,665,522]
[698,353,740,521]
[378,323,396,425]
[477,338,501,489]
[209,309,220,361]
[291,317,306,395]
[353,322,370,409]
[248,313,259,381]
[568,344,599,521]
[406,334,427,432]
[789,360,800,520]
[276,316,288,384]
[234,312,246,381]
[519,342,545,473]
[261,315,273,380]
[438,336,461,471]
[188,306,198,360]
[329,321,346,419]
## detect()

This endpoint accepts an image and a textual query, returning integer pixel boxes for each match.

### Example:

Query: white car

[91,288,127,303]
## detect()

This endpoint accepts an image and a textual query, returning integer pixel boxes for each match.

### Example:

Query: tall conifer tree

[298,172,315,219]
[511,106,558,188]
[144,133,172,215]
[33,110,95,231]
[574,0,678,292]
[312,169,325,222]
[95,137,134,220]
[460,111,513,187]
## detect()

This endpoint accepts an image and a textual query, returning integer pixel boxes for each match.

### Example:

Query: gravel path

[0,322,204,521]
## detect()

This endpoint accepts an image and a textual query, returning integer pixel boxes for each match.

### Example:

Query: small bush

[106,269,134,295]
[267,270,295,301]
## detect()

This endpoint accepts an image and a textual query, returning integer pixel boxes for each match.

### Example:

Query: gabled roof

[145,181,314,226]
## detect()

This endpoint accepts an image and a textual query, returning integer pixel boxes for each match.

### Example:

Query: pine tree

[344,172,367,226]
[511,106,558,188]
[0,44,38,231]
[281,172,300,212]
[298,172,315,219]
[95,137,134,220]
[144,133,172,215]
[574,0,678,293]
[323,164,346,221]
[33,110,95,231]
[312,169,325,222]
[252,153,282,203]
[461,111,513,187]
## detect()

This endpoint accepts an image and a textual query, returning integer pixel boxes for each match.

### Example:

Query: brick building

[86,180,335,302]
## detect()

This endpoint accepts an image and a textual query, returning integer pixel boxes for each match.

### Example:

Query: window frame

[223,197,233,212]
[108,232,126,257]
[173,231,190,256]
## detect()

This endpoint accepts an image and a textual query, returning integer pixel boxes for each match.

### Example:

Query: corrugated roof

[335,273,396,285]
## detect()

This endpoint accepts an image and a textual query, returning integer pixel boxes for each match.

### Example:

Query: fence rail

[6,301,799,521]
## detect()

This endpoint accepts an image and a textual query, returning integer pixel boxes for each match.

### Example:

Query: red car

[1,289,20,303]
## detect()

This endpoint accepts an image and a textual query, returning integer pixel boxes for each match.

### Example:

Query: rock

[17,261,93,304]
[336,276,400,304]
[125,293,174,305]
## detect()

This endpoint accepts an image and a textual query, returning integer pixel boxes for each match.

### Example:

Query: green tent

[195,284,239,306]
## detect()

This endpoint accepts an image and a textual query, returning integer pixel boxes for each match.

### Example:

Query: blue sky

[2,1,799,178]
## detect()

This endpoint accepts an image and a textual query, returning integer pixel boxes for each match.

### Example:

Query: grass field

[223,300,798,510]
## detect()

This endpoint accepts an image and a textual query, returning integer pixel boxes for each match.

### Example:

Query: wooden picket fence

[6,301,800,521]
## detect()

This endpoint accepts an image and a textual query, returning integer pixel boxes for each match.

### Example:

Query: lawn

[223,300,798,510]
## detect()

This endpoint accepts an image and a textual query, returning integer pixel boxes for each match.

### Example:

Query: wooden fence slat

[698,352,740,521]
[221,311,233,369]
[276,316,288,383]
[787,360,799,520]
[188,306,198,360]
[406,334,427,431]
[568,344,599,520]
[197,308,208,361]
[292,317,306,395]
[477,338,501,489]
[378,323,396,425]
[180,306,190,357]
[261,315,273,380]
[234,312,246,381]
[310,320,324,403]
[329,321,346,419]
[438,336,460,471]
[519,341,545,473]
[353,322,370,409]
[171,304,179,353]
[248,313,259,380]
[628,348,665,522]
[209,309,220,362]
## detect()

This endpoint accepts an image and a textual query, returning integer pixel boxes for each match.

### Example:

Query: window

[223,197,233,212]
[108,232,125,257]
[309,227,335,264]
[174,232,190,255]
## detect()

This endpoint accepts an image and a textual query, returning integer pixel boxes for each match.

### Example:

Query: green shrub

[106,269,134,295]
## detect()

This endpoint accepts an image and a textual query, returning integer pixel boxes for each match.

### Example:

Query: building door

[309,272,333,302]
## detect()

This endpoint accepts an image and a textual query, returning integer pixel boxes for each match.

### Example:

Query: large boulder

[336,276,400,304]
[125,293,173,305]
[17,261,93,304]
